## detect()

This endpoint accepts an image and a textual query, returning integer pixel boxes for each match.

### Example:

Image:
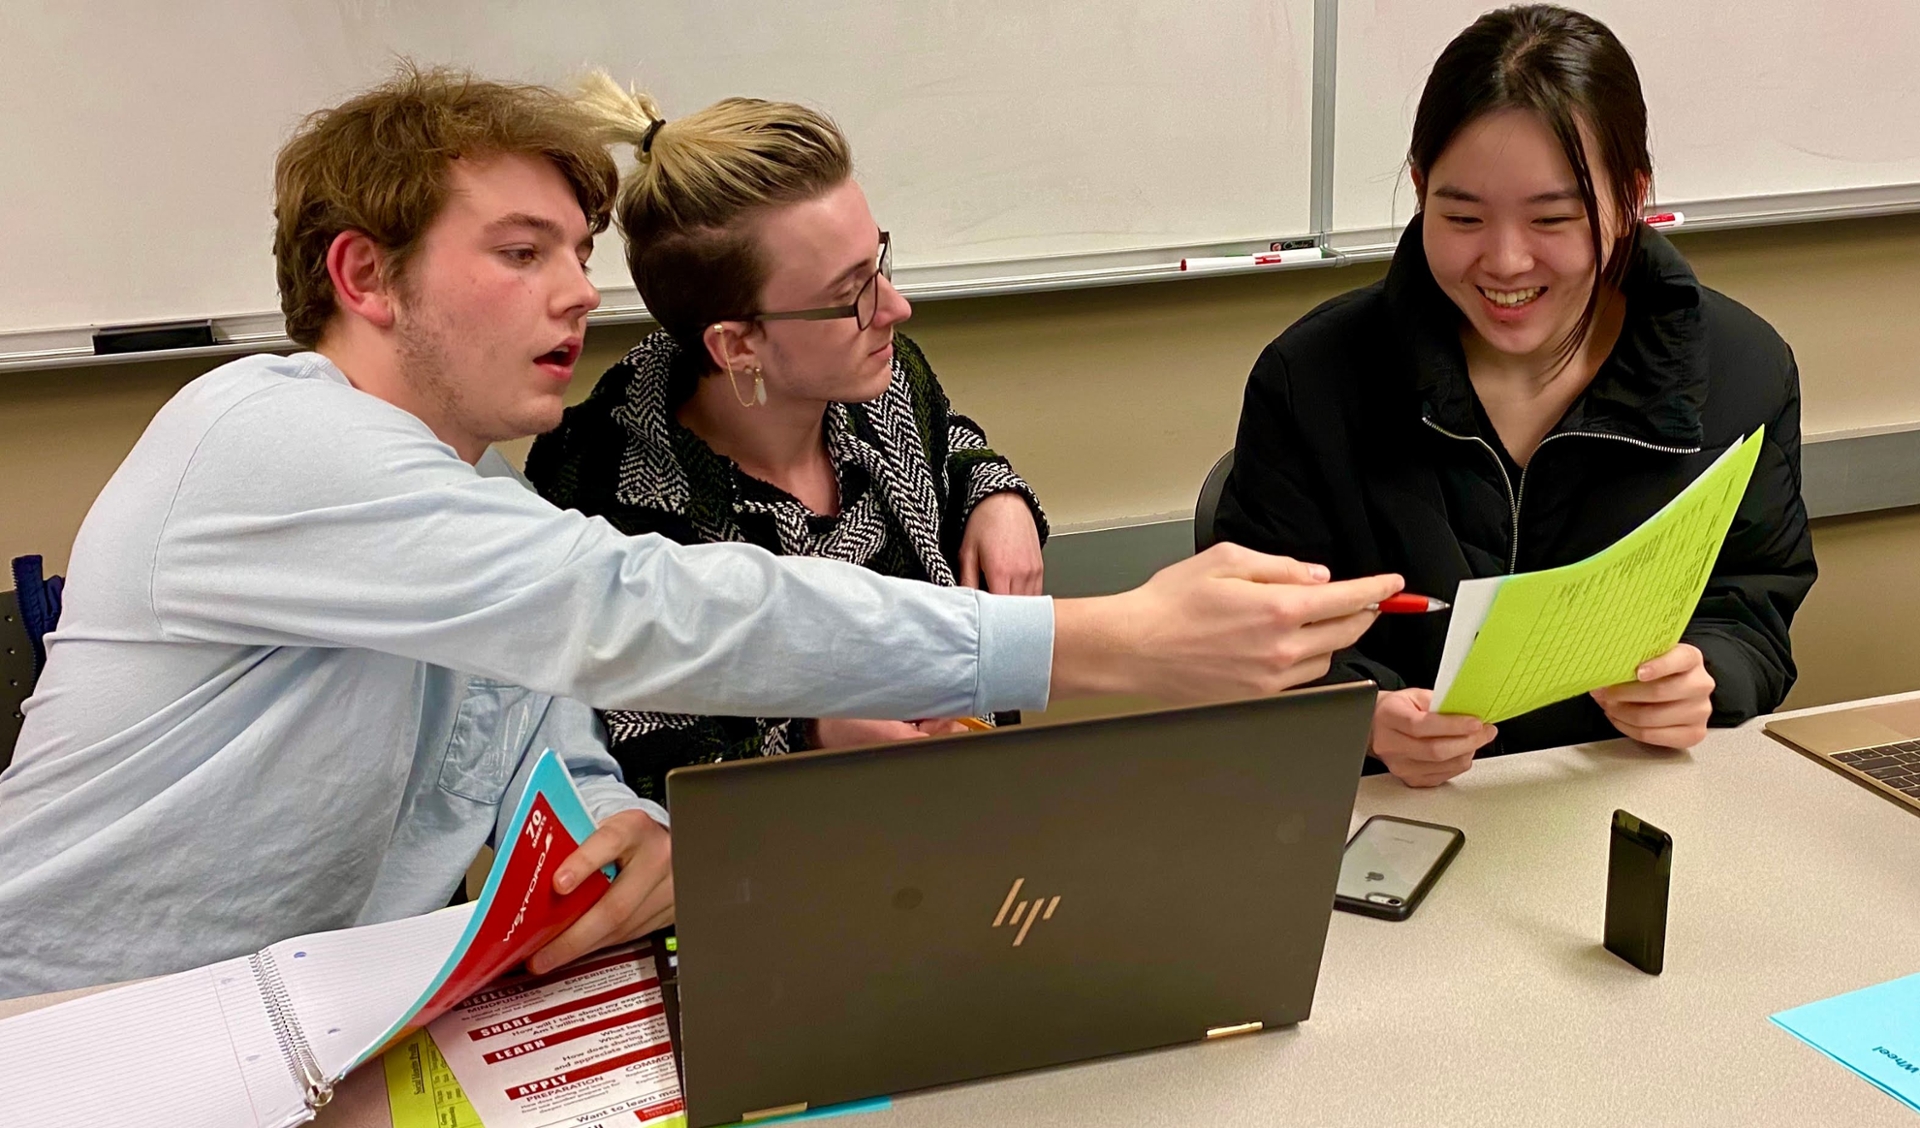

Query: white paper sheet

[0,959,308,1128]
[1430,576,1502,707]
[271,903,476,1081]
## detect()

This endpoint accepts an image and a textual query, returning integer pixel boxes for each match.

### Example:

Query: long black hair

[1410,5,1652,364]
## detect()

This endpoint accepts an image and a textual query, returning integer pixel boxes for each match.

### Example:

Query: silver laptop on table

[664,683,1376,1126]
[1765,697,1920,816]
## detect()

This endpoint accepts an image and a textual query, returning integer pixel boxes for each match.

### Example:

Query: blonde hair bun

[571,70,853,358]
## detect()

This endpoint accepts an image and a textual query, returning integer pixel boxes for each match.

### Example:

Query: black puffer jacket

[1216,218,1817,757]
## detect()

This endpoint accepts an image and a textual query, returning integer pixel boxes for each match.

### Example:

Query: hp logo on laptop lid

[990,878,1061,946]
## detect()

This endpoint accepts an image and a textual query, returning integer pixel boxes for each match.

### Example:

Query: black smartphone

[1333,815,1465,921]
[1604,809,1672,975]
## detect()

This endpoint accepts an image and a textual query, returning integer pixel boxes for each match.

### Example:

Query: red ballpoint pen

[1370,593,1451,614]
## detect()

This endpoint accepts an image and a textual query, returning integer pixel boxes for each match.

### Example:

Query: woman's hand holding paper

[1370,688,1499,788]
[1591,642,1716,749]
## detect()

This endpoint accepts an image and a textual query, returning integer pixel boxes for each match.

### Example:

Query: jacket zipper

[1422,417,1702,573]
[1421,416,1520,571]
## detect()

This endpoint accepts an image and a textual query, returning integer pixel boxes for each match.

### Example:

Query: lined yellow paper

[1435,429,1764,722]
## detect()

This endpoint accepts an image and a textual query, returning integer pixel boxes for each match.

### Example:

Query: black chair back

[1192,449,1235,553]
[1,590,35,772]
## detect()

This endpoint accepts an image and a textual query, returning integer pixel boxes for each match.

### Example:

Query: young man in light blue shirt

[0,68,1401,999]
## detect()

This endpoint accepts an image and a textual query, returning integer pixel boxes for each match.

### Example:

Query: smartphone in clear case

[1333,815,1465,921]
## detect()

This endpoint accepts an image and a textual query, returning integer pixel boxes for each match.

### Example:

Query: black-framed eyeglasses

[738,230,892,330]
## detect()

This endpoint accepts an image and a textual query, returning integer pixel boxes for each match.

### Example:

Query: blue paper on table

[1771,972,1920,1113]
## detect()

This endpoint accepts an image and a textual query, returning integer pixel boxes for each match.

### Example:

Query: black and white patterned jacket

[525,330,1047,803]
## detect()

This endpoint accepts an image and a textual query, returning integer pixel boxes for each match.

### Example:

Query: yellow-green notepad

[1432,429,1764,722]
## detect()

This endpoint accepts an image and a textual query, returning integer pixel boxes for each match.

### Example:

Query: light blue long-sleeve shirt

[0,352,1053,998]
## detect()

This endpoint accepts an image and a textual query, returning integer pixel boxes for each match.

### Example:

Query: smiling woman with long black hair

[1216,4,1816,787]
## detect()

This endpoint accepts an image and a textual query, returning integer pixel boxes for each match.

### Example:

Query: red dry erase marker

[1179,248,1326,271]
[1370,594,1451,614]
[1644,211,1685,229]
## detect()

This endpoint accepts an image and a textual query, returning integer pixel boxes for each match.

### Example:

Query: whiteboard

[1333,0,1920,236]
[0,0,1315,342]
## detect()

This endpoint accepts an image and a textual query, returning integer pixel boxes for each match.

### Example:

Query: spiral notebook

[0,748,614,1128]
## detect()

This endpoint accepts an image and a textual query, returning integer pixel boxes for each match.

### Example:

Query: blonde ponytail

[574,70,665,159]
[570,70,854,361]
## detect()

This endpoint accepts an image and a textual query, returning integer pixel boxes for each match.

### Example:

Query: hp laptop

[1764,697,1920,816]
[664,683,1376,1126]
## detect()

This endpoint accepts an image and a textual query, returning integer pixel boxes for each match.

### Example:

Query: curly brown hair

[273,64,619,347]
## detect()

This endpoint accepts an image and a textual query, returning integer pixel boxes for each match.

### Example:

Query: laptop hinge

[1205,1020,1265,1040]
[742,1102,809,1122]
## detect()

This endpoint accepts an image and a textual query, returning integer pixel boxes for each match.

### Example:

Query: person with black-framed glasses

[746,229,892,332]
[525,92,1053,797]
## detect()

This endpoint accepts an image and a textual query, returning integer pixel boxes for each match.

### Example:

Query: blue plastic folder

[1771,972,1920,1113]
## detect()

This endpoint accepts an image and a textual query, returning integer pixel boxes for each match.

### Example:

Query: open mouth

[1477,285,1545,310]
[535,339,582,374]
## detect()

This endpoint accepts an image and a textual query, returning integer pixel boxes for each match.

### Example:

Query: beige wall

[1781,504,1920,708]
[0,356,216,577]
[4,215,1918,709]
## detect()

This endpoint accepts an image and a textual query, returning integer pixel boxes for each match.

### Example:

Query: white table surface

[7,692,1917,1127]
[835,690,1920,1128]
